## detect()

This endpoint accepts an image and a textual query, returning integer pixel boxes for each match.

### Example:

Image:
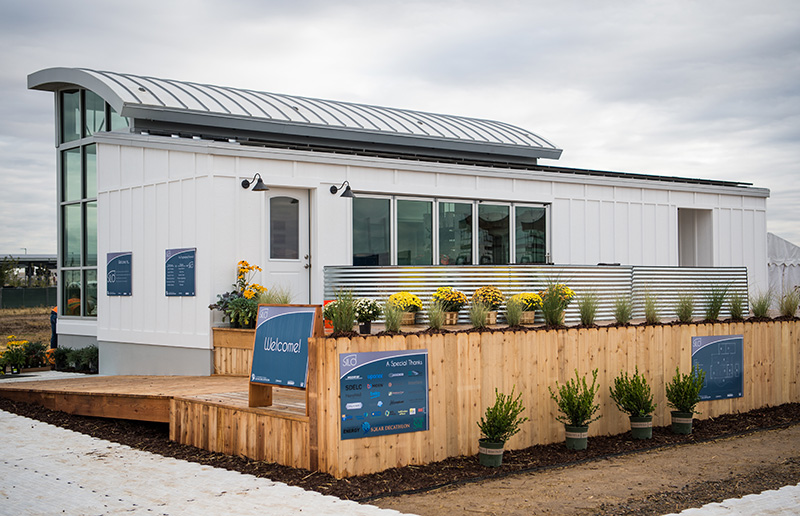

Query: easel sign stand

[248,304,323,408]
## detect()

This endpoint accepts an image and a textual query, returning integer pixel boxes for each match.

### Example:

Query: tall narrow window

[61,90,80,143]
[352,198,390,265]
[439,202,472,265]
[63,148,82,202]
[63,204,81,267]
[270,197,300,259]
[84,91,106,135]
[58,89,105,318]
[478,205,509,264]
[515,206,547,264]
[397,200,432,265]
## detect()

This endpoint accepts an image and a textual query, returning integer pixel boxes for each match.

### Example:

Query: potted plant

[354,298,382,334]
[2,344,26,375]
[477,387,528,467]
[431,286,468,325]
[665,364,706,434]
[539,282,575,326]
[208,260,266,329]
[549,369,601,450]
[509,292,542,324]
[388,291,423,325]
[608,367,657,439]
[472,286,505,325]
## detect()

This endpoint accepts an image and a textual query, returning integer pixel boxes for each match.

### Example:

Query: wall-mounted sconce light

[330,180,355,198]
[241,173,269,191]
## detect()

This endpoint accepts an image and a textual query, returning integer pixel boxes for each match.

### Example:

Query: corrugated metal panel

[631,266,749,320]
[323,265,749,325]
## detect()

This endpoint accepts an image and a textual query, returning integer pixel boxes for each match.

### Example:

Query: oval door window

[270,196,299,259]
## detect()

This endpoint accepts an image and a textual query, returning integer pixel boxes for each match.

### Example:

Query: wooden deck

[0,375,306,423]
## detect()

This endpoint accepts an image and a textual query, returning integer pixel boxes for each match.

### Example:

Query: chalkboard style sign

[106,252,132,296]
[250,305,322,390]
[692,334,744,400]
[165,248,195,296]
[339,349,429,440]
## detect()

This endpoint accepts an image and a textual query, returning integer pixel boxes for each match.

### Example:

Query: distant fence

[0,287,57,308]
[324,265,749,324]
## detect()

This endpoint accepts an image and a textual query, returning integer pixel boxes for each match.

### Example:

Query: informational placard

[339,349,429,440]
[692,334,744,400]
[165,248,195,296]
[250,305,321,389]
[106,252,132,296]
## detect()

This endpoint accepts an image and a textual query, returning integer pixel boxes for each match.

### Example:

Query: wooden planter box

[212,327,255,376]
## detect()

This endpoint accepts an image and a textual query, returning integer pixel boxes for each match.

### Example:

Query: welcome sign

[250,305,321,389]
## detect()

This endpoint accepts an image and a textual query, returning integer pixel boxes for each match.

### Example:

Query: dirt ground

[374,425,800,515]
[3,308,800,515]
[0,307,52,348]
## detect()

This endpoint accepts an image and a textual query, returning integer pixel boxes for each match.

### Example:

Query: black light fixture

[241,173,269,191]
[330,180,355,198]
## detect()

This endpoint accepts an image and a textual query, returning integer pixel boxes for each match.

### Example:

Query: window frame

[352,195,550,266]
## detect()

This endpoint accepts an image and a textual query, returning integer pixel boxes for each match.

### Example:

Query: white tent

[768,232,800,296]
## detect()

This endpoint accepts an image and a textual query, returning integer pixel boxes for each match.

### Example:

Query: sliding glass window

[439,202,472,265]
[353,197,391,265]
[397,199,432,265]
[478,204,510,265]
[515,206,547,264]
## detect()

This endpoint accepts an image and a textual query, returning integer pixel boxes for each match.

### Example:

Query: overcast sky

[1,0,798,256]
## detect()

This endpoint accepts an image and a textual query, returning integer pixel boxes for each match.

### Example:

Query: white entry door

[266,188,310,303]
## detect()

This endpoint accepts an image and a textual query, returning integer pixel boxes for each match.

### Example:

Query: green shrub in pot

[609,367,657,439]
[477,387,528,466]
[665,364,706,434]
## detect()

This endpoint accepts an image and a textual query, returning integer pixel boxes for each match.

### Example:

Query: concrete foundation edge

[98,341,213,376]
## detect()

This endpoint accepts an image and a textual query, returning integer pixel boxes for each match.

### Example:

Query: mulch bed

[1,396,798,502]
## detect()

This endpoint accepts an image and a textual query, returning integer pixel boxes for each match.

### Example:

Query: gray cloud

[0,0,798,254]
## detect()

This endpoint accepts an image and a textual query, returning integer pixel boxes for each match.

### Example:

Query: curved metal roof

[28,67,562,162]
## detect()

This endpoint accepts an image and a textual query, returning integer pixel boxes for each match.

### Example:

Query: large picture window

[353,196,548,266]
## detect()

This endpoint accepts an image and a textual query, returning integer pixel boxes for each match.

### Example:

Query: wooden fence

[307,321,799,478]
[206,321,799,478]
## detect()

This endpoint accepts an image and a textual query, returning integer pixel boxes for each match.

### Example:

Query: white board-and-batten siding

[91,132,767,355]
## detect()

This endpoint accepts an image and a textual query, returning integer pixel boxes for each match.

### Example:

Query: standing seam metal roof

[28,67,562,161]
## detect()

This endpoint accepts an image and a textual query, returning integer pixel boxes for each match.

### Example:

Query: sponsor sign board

[339,349,428,440]
[692,334,744,400]
[165,248,195,296]
[107,252,132,296]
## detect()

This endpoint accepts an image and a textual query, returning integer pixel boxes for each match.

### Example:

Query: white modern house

[29,67,769,376]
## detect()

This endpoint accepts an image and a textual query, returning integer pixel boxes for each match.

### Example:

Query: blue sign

[107,252,132,296]
[692,334,744,400]
[339,349,429,440]
[250,305,320,388]
[165,248,195,296]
